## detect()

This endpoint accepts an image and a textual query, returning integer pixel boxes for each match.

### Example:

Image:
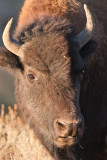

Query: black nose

[54,118,84,137]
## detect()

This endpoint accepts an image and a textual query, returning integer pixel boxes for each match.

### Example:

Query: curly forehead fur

[15,0,85,36]
[17,15,74,43]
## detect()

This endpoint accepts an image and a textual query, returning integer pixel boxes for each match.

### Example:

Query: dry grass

[0,104,53,160]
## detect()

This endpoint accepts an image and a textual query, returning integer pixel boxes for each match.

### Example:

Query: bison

[0,0,106,159]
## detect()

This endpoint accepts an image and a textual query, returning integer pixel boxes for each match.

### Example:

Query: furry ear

[79,39,98,59]
[0,47,23,74]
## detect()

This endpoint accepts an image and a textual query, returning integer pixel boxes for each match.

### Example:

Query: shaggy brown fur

[15,0,85,38]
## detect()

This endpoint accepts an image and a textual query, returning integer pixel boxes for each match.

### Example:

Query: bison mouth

[55,136,77,148]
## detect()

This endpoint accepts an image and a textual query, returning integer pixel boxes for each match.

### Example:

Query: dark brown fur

[78,0,107,159]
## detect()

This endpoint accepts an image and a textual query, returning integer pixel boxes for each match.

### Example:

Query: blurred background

[0,0,24,108]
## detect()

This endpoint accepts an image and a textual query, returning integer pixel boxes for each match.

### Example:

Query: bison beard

[0,0,106,160]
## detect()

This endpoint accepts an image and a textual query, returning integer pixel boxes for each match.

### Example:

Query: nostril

[54,117,84,138]
[55,120,74,137]
[56,121,67,131]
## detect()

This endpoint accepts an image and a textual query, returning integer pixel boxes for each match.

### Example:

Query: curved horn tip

[2,18,13,43]
[84,4,91,17]
[8,18,13,27]
[2,18,21,56]
[73,4,95,49]
[8,18,13,24]
[84,3,95,31]
[84,4,87,10]
[3,18,13,33]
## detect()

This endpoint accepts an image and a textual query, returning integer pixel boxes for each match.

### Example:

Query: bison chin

[53,140,78,160]
[54,136,77,148]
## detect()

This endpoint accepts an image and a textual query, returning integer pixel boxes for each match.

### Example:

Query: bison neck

[79,51,107,159]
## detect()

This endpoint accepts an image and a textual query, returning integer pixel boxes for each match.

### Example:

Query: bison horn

[2,18,21,57]
[73,4,95,49]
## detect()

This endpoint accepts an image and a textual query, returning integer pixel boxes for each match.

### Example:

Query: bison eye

[27,74,35,80]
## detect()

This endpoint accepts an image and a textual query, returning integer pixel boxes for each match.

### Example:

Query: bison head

[0,4,97,159]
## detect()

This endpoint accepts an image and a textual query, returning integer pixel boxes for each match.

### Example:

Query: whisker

[79,144,84,150]
[77,141,84,150]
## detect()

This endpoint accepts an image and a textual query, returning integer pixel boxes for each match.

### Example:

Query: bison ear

[0,47,23,74]
[79,39,98,59]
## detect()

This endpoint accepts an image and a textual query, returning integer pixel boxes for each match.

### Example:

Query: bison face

[0,4,98,156]
[0,36,97,154]
[15,35,85,148]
